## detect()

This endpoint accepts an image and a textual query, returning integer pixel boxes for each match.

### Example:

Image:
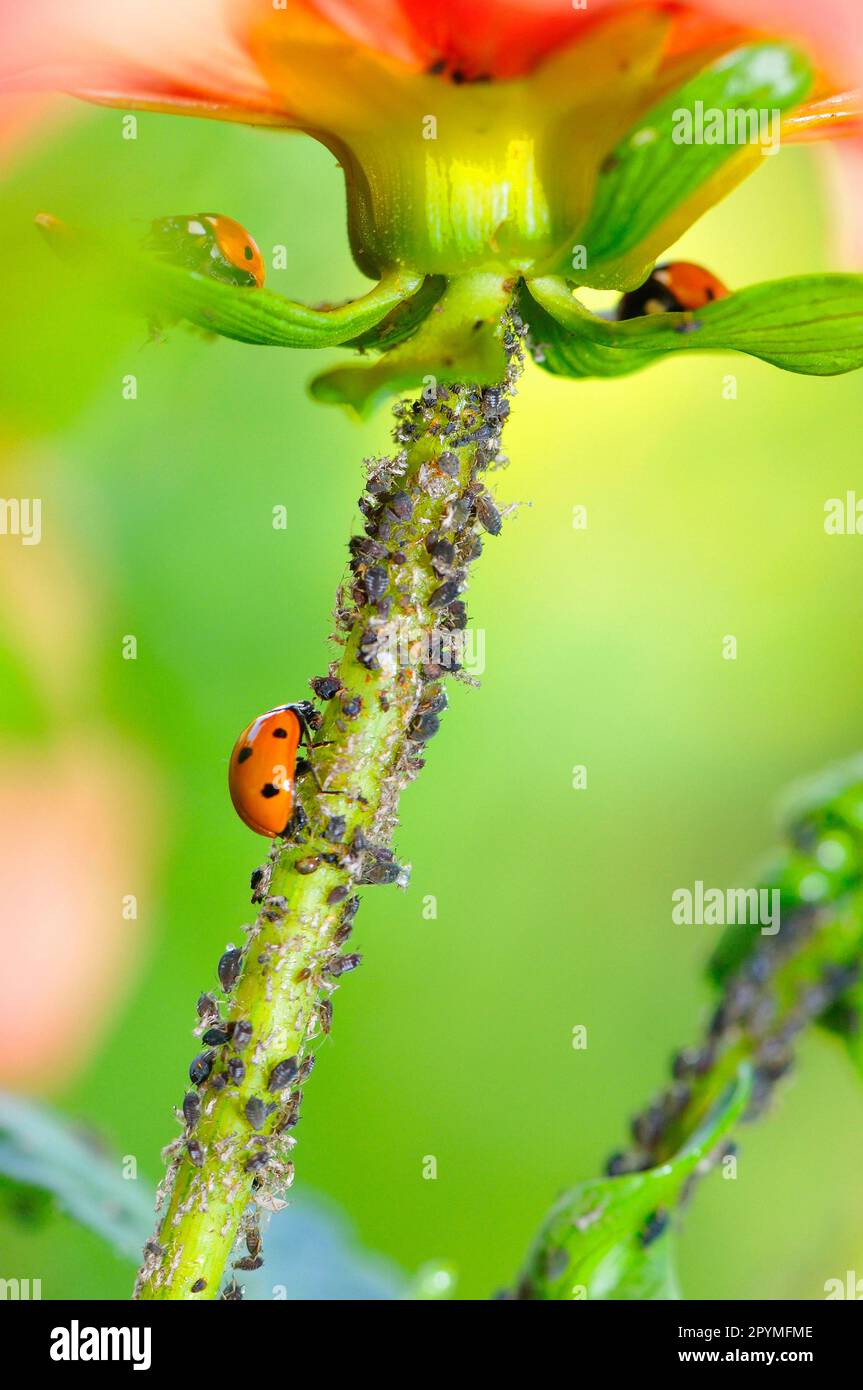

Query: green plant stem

[134,311,525,1300]
[513,888,863,1299]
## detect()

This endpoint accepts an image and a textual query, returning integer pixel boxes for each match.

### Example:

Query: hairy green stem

[134,308,525,1300]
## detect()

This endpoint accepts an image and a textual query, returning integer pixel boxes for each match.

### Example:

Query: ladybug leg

[295,713,344,796]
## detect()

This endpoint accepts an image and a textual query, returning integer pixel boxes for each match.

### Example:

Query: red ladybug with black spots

[229,702,317,837]
[617,261,728,320]
[147,213,265,289]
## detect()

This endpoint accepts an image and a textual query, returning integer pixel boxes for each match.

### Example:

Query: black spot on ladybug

[237,746,252,764]
[272,727,288,739]
[261,783,279,799]
[243,245,253,260]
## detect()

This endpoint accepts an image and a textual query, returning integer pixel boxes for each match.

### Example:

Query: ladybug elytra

[228,702,317,837]
[617,261,729,320]
[147,213,265,289]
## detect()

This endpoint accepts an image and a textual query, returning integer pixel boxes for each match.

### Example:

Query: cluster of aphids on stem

[142,321,525,1299]
[604,896,861,1251]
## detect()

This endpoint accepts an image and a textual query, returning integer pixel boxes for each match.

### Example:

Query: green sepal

[520,1068,750,1300]
[310,273,512,416]
[524,274,863,380]
[567,43,812,289]
[344,276,447,351]
[144,263,426,348]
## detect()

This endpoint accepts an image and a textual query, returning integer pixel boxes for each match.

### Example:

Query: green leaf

[525,275,863,380]
[0,1093,154,1261]
[573,43,812,288]
[520,1067,751,1300]
[144,263,426,348]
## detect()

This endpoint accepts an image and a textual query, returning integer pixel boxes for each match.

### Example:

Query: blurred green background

[1,103,862,1300]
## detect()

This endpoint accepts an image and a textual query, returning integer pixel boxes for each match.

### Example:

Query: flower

[4,1,863,409]
[4,1,860,275]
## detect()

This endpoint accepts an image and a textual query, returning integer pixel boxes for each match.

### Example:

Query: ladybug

[146,213,265,288]
[617,261,728,320]
[229,702,317,837]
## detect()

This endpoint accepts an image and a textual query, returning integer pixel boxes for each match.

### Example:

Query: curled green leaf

[146,263,426,348]
[517,1067,751,1301]
[525,274,863,379]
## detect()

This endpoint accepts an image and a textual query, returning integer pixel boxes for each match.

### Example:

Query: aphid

[218,948,243,992]
[186,1138,205,1168]
[244,1150,269,1174]
[617,261,729,320]
[189,1051,216,1086]
[246,1226,262,1258]
[221,1278,244,1300]
[408,710,440,743]
[227,1056,246,1085]
[190,1278,207,1293]
[233,1020,253,1050]
[475,492,502,536]
[229,703,318,837]
[311,675,341,701]
[298,1055,316,1083]
[233,1255,263,1271]
[209,1072,228,1092]
[639,1210,669,1248]
[196,993,218,1020]
[245,1096,267,1130]
[327,952,362,977]
[202,1024,233,1047]
[318,998,333,1035]
[324,816,347,843]
[429,579,461,609]
[364,565,388,602]
[182,1092,201,1129]
[268,1056,299,1092]
[327,885,349,907]
[631,1105,665,1149]
[147,213,265,288]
